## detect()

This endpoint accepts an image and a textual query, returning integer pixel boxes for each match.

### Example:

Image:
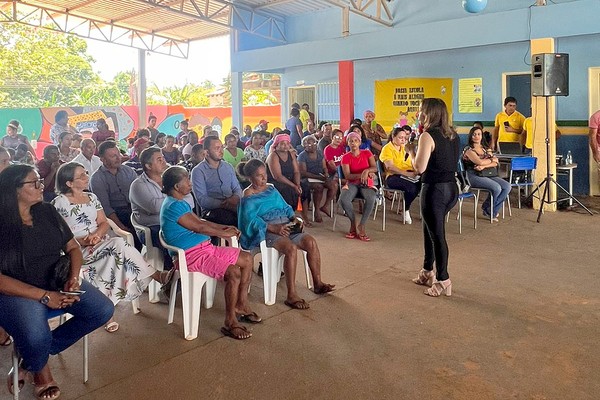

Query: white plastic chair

[106,219,141,314]
[130,216,164,304]
[159,230,218,341]
[254,240,313,306]
[11,311,88,400]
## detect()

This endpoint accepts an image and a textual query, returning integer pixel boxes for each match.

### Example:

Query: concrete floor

[2,195,600,400]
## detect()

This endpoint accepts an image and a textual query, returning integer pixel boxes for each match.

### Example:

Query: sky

[85,35,231,88]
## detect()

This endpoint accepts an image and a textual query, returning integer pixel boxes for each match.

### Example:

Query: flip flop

[104,321,119,333]
[237,312,262,324]
[345,231,357,239]
[284,299,310,310]
[357,233,371,242]
[220,325,252,340]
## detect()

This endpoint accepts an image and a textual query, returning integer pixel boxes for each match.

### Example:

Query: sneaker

[404,210,412,224]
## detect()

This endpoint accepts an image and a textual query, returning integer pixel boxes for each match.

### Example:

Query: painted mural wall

[0,104,281,156]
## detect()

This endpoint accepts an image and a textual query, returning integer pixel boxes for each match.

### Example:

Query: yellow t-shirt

[379,142,412,178]
[523,117,533,149]
[495,110,526,143]
[299,109,310,131]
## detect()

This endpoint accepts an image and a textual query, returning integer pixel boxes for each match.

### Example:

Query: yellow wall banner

[458,78,483,113]
[374,78,453,132]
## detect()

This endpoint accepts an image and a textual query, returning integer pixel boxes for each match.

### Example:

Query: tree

[0,24,100,107]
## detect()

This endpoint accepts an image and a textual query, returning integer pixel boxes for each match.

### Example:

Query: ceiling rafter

[324,0,393,27]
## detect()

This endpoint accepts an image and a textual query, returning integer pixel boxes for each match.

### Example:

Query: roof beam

[324,0,393,27]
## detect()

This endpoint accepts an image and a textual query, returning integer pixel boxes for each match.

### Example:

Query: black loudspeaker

[531,53,569,97]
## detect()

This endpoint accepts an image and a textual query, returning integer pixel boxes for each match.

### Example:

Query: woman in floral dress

[51,162,172,332]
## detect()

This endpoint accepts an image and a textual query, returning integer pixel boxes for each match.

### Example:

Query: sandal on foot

[7,366,27,395]
[357,233,371,242]
[345,231,357,239]
[284,299,310,310]
[220,325,252,340]
[424,279,452,297]
[104,321,119,333]
[237,312,262,324]
[158,268,175,285]
[314,283,336,295]
[412,269,435,287]
[34,380,61,400]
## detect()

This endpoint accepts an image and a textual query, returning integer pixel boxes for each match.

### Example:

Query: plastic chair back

[510,156,537,172]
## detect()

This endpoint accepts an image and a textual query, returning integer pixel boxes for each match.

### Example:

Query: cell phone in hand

[503,121,510,128]
[60,290,86,296]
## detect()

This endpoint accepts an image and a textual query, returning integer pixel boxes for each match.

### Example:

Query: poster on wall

[458,78,483,113]
[374,78,453,132]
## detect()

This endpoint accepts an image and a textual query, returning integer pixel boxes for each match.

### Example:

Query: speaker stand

[525,96,593,222]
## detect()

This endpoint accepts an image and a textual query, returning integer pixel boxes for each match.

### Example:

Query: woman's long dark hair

[467,127,489,150]
[55,162,85,194]
[0,164,35,275]
[420,98,457,140]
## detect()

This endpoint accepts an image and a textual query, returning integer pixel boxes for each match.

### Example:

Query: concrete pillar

[231,71,243,130]
[339,61,354,129]
[137,49,147,131]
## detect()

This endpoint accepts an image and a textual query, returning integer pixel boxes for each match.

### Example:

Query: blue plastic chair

[373,160,407,230]
[509,156,538,208]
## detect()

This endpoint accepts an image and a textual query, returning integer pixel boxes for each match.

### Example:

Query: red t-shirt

[341,149,373,184]
[323,144,346,174]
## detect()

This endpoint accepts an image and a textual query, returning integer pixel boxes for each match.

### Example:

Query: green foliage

[147,83,212,107]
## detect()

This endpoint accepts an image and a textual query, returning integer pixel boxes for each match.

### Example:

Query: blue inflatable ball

[462,0,487,13]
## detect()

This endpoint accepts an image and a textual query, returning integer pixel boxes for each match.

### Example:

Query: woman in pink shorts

[160,166,260,340]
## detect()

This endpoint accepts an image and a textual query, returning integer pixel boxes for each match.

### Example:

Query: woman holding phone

[52,162,173,333]
[405,98,459,297]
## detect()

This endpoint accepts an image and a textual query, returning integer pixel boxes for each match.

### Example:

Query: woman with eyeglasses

[405,98,460,297]
[51,162,173,333]
[0,164,113,400]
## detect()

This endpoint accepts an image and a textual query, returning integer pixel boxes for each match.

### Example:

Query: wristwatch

[39,292,50,305]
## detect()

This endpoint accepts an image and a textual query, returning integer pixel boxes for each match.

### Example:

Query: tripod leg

[536,179,550,223]
[551,178,594,215]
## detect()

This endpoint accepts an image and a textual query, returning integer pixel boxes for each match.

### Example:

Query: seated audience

[72,138,102,175]
[179,143,206,173]
[181,131,199,161]
[71,133,83,149]
[124,137,151,174]
[348,124,375,153]
[90,118,115,150]
[191,136,241,228]
[240,125,253,144]
[223,133,245,169]
[50,110,78,145]
[463,126,511,221]
[0,146,10,172]
[1,120,36,158]
[238,159,335,309]
[130,147,194,270]
[0,164,113,399]
[339,132,377,241]
[379,126,421,224]
[175,119,190,143]
[36,145,61,202]
[266,134,303,215]
[57,131,80,163]
[361,110,387,157]
[160,166,259,340]
[323,129,346,176]
[162,135,181,165]
[297,135,337,222]
[243,131,267,162]
[52,162,172,333]
[13,143,35,165]
[155,132,167,148]
[90,140,142,250]
[317,122,333,152]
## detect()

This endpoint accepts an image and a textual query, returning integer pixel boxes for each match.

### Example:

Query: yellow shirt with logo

[379,142,412,178]
[495,110,525,143]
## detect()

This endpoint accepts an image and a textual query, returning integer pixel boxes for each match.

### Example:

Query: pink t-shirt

[323,144,346,174]
[341,149,373,184]
[589,110,600,145]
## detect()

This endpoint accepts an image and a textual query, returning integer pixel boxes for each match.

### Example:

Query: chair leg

[181,275,202,341]
[203,278,216,309]
[167,271,180,324]
[382,194,386,231]
[458,198,463,234]
[83,334,89,383]
[518,187,522,208]
[132,298,140,314]
[473,195,477,229]
[302,250,313,290]
[12,346,19,400]
[262,246,279,305]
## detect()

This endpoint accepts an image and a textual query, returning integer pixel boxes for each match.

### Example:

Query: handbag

[51,254,71,291]
[456,170,471,194]
[476,166,498,177]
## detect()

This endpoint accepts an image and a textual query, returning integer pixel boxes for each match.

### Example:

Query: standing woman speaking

[405,98,459,297]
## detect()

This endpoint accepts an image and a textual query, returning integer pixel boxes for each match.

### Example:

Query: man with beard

[191,136,242,228]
